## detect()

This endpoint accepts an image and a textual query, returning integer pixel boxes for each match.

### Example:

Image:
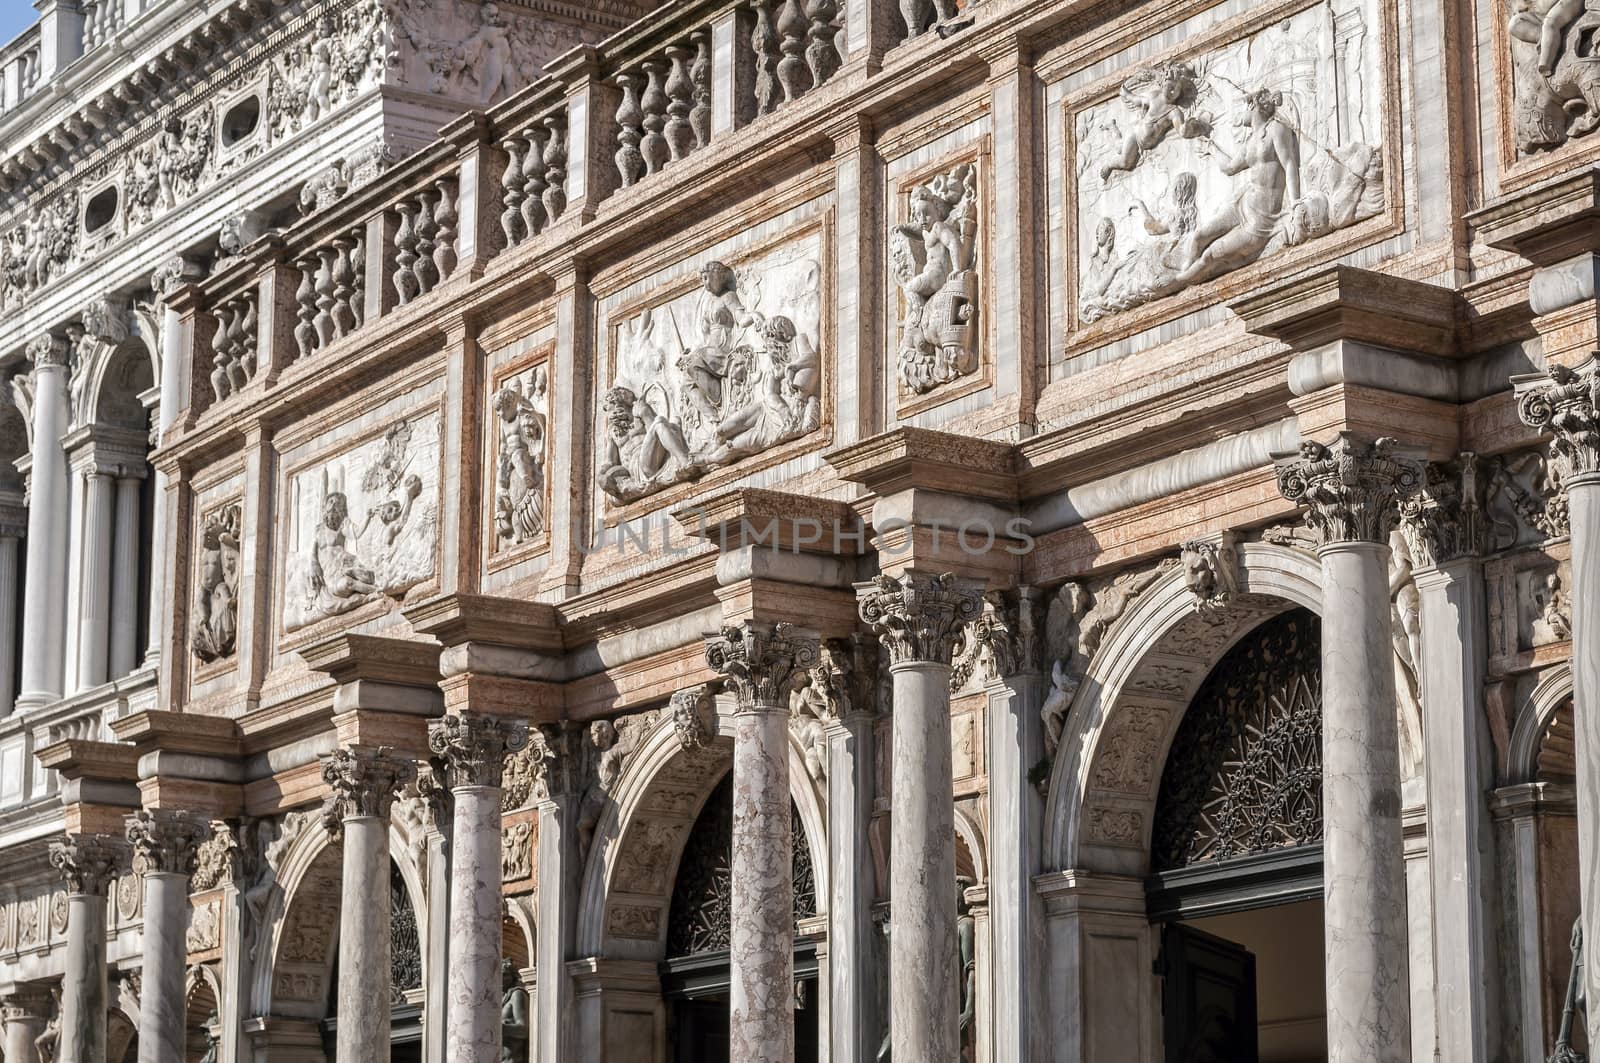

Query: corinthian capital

[705,622,820,712]
[49,834,123,896]
[1515,355,1600,483]
[1274,434,1424,546]
[320,746,416,835]
[857,571,983,666]
[529,722,581,800]
[428,713,529,790]
[125,809,211,878]
[1398,453,1490,568]
[25,333,69,370]
[151,255,204,297]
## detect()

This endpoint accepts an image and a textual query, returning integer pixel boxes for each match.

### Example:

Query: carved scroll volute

[857,571,983,666]
[1516,356,1600,485]
[49,834,123,896]
[320,745,416,837]
[125,809,211,879]
[704,621,820,713]
[1274,434,1425,546]
[428,713,530,791]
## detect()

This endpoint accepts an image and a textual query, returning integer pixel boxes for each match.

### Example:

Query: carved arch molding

[1151,609,1323,871]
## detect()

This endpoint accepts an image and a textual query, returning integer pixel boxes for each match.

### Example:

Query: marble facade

[0,0,1597,1061]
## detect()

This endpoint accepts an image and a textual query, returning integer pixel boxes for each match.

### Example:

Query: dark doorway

[1161,923,1258,1063]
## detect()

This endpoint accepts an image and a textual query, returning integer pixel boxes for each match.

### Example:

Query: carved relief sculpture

[892,162,979,396]
[492,363,549,548]
[672,685,716,750]
[1077,1,1385,322]
[283,413,441,632]
[1508,0,1600,154]
[601,234,824,503]
[1532,571,1574,646]
[192,503,242,663]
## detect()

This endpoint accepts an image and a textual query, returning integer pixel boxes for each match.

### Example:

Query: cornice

[825,427,1019,502]
[297,632,445,689]
[109,709,243,760]
[401,594,564,655]
[1229,264,1463,358]
[1469,169,1600,267]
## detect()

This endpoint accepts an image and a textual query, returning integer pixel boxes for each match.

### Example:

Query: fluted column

[1276,434,1423,1063]
[18,335,71,711]
[706,621,821,1063]
[428,713,528,1063]
[1516,355,1600,1051]
[320,746,415,1063]
[74,465,115,690]
[0,529,21,712]
[48,833,121,1063]
[125,810,209,1063]
[108,472,143,679]
[1,988,51,1063]
[856,572,982,1063]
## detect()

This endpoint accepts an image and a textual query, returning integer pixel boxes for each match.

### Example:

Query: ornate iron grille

[390,861,422,1003]
[1151,609,1322,871]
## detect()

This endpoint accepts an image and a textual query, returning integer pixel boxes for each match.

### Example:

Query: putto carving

[577,714,652,860]
[269,8,386,141]
[492,363,549,548]
[602,235,824,503]
[384,0,597,107]
[283,414,441,632]
[192,503,242,663]
[49,835,122,896]
[1532,571,1573,646]
[428,713,530,791]
[789,641,853,784]
[1508,0,1600,154]
[1077,2,1384,322]
[857,571,983,666]
[502,821,534,881]
[319,746,416,836]
[705,622,820,711]
[1515,356,1600,481]
[125,810,211,879]
[671,685,716,750]
[1179,538,1237,614]
[1,193,78,310]
[892,161,979,397]
[1274,434,1424,545]
[127,109,214,228]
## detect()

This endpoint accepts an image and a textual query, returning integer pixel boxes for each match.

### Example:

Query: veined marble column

[706,621,821,1063]
[1277,435,1422,1063]
[1,988,51,1063]
[17,334,71,712]
[534,722,581,1063]
[1516,356,1600,1051]
[321,746,415,1063]
[75,466,115,690]
[0,531,20,712]
[428,713,527,1063]
[857,572,982,1063]
[126,809,209,1063]
[108,473,143,680]
[48,833,121,1063]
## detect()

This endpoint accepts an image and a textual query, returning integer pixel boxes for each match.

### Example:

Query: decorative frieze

[893,161,980,397]
[428,713,530,791]
[857,571,983,667]
[125,810,211,879]
[1274,434,1424,545]
[192,503,242,664]
[125,109,214,229]
[49,834,123,897]
[319,746,416,834]
[705,621,820,711]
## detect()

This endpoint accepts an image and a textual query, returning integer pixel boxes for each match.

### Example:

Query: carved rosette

[125,809,212,879]
[49,834,123,896]
[427,713,530,791]
[1516,357,1600,485]
[320,746,416,835]
[1274,434,1424,546]
[704,621,820,713]
[670,685,716,750]
[1397,453,1491,568]
[857,571,983,666]
[25,333,69,371]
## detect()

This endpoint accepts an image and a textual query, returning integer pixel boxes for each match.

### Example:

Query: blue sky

[0,3,38,47]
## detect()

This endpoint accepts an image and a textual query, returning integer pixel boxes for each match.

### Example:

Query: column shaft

[76,471,114,690]
[1319,542,1412,1063]
[890,660,959,1063]
[2,1003,46,1063]
[536,793,580,1063]
[337,815,392,1063]
[62,468,84,693]
[827,711,877,1063]
[447,785,503,1062]
[1568,476,1600,1051]
[986,674,1045,1063]
[0,534,19,712]
[109,475,141,680]
[137,872,189,1063]
[144,301,183,670]
[61,892,108,1063]
[730,702,794,1063]
[18,363,69,709]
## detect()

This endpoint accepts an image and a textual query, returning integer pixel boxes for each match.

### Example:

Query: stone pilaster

[1276,434,1423,1063]
[532,721,583,1063]
[428,713,528,1063]
[1516,355,1600,1053]
[705,621,820,1063]
[320,746,415,1063]
[126,810,210,1063]
[856,572,982,1063]
[48,833,122,1063]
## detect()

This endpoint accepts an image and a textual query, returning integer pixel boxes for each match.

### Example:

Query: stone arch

[576,703,830,961]
[1043,542,1324,874]
[504,897,535,970]
[953,805,986,886]
[1510,663,1575,784]
[75,335,154,432]
[185,964,223,1059]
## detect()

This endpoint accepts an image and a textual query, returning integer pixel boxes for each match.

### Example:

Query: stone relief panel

[600,224,826,505]
[0,191,76,313]
[192,503,242,666]
[1507,0,1600,156]
[489,357,550,556]
[268,6,388,142]
[1072,0,1387,326]
[502,819,535,884]
[125,107,215,230]
[892,158,982,402]
[281,411,442,634]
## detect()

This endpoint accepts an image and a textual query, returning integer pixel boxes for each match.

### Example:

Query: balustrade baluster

[210,309,231,402]
[690,33,712,149]
[615,71,646,187]
[665,45,695,162]
[640,60,670,175]
[752,0,782,116]
[394,203,419,305]
[348,230,365,329]
[237,297,258,385]
[434,181,457,282]
[522,127,549,237]
[806,0,841,87]
[294,256,318,359]
[314,249,337,347]
[541,118,567,226]
[776,0,812,103]
[332,239,356,339]
[901,0,931,38]
[501,137,528,247]
[414,194,439,295]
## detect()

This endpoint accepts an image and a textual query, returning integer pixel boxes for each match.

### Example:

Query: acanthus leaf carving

[428,712,529,791]
[125,809,211,880]
[857,571,982,667]
[319,746,416,837]
[49,834,123,897]
[1515,356,1600,483]
[1274,434,1424,545]
[705,621,820,711]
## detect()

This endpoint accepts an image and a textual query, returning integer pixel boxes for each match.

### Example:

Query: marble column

[75,465,115,690]
[1399,455,1499,1063]
[1,988,51,1063]
[706,621,821,1063]
[320,745,415,1063]
[108,473,142,680]
[428,713,528,1063]
[1276,434,1422,1063]
[47,833,121,1063]
[125,809,209,1063]
[144,260,198,672]
[857,572,982,1063]
[1515,356,1600,1051]
[0,531,20,712]
[17,334,71,712]
[534,722,582,1063]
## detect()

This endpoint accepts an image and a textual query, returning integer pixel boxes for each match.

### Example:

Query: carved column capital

[25,333,70,371]
[428,713,529,791]
[1398,453,1491,568]
[48,833,123,896]
[704,621,820,713]
[670,685,716,750]
[1515,355,1600,485]
[529,722,582,801]
[319,745,416,836]
[1274,433,1424,546]
[151,255,205,298]
[951,590,1038,689]
[856,571,983,666]
[124,809,211,879]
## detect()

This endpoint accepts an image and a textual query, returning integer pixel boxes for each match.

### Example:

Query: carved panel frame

[484,342,555,575]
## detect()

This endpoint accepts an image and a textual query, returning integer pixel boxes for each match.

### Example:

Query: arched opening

[661,773,821,1063]
[185,967,221,1062]
[1148,608,1326,1063]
